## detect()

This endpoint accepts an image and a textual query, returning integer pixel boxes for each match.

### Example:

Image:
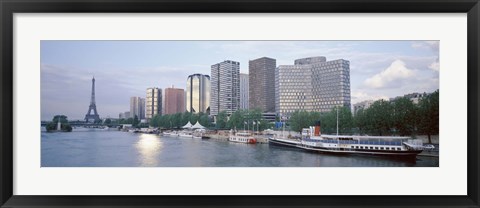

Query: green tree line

[148,108,273,131]
[287,90,439,142]
[116,115,141,127]
[149,111,211,129]
[216,108,271,131]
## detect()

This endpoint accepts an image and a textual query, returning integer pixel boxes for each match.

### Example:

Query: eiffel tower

[85,76,100,123]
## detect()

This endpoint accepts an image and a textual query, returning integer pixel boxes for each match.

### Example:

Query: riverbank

[120,128,439,157]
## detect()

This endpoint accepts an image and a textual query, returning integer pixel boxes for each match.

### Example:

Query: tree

[249,108,263,121]
[354,108,367,134]
[289,110,312,132]
[320,110,336,134]
[150,114,160,127]
[366,100,394,135]
[227,109,245,130]
[256,119,270,132]
[216,111,228,129]
[337,107,354,134]
[46,115,72,132]
[52,115,68,124]
[190,113,199,124]
[172,113,183,128]
[392,97,417,136]
[159,114,171,128]
[417,90,439,143]
[198,114,210,127]
[133,115,140,127]
[181,112,191,126]
[104,118,112,125]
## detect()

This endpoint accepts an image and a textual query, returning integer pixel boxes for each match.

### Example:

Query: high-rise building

[124,111,130,119]
[165,86,186,115]
[210,60,240,116]
[130,96,145,119]
[146,87,162,120]
[249,57,276,112]
[239,73,249,110]
[275,56,351,117]
[186,74,210,114]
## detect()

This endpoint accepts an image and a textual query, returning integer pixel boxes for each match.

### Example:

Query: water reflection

[41,131,438,167]
[135,134,162,166]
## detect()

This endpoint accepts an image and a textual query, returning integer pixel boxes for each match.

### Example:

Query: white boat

[229,131,256,144]
[269,123,431,159]
[163,131,179,137]
[178,131,193,138]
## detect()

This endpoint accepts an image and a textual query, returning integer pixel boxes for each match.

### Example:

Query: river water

[41,128,439,167]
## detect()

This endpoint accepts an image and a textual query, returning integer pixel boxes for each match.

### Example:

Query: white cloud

[364,60,415,89]
[411,41,439,52]
[351,91,389,104]
[425,41,440,51]
[429,60,440,72]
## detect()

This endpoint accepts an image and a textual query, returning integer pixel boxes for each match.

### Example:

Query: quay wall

[415,135,439,144]
[208,134,228,141]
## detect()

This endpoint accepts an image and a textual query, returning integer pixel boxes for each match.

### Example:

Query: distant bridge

[41,121,121,128]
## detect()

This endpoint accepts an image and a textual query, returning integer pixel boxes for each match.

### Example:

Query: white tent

[191,121,206,129]
[182,121,193,129]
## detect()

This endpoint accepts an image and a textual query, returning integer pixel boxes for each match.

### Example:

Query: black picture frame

[1,0,479,207]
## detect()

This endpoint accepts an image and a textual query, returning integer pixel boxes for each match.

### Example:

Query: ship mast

[336,106,339,136]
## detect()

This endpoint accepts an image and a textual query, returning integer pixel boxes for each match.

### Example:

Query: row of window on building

[119,56,353,122]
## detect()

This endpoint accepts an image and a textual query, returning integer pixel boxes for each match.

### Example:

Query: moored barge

[269,122,432,159]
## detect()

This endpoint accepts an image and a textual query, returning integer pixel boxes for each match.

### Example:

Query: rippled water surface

[41,128,439,167]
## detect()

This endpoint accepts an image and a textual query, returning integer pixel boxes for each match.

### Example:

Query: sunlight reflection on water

[135,134,162,166]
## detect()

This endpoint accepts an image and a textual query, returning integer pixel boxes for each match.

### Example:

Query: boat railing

[403,139,425,150]
[236,132,251,137]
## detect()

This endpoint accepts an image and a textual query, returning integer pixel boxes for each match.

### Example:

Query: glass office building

[186,74,210,114]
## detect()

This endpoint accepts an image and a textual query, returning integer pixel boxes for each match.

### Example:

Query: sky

[41,40,439,121]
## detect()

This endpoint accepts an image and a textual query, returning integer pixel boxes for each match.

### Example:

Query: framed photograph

[1,0,479,207]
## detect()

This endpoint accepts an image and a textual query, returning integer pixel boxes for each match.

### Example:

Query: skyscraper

[165,86,186,115]
[146,87,162,120]
[239,73,249,110]
[275,56,351,116]
[249,57,276,112]
[186,74,210,114]
[210,60,240,116]
[130,96,145,119]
